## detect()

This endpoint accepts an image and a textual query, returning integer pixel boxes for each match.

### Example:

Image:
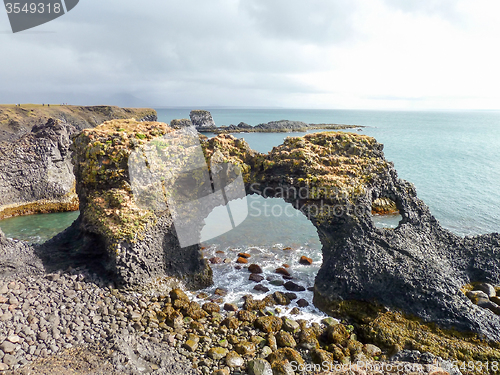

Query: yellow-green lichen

[317,298,500,375]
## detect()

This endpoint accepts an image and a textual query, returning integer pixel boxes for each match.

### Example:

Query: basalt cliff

[37,120,212,290]
[0,105,157,219]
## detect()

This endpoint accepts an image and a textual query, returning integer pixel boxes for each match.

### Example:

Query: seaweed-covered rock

[267,348,304,366]
[275,331,296,348]
[254,316,282,333]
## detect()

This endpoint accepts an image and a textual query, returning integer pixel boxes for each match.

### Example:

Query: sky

[1,0,500,109]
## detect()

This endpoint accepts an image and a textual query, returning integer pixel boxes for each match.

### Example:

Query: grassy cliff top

[0,104,156,142]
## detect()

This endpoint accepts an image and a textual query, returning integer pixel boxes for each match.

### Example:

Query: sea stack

[69,119,213,289]
[190,109,216,130]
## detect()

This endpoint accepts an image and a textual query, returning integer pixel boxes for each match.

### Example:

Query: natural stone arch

[201,132,500,343]
[43,119,500,345]
[200,193,322,252]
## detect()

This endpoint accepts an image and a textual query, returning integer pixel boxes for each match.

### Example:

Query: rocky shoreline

[0,261,456,375]
[2,115,500,374]
[200,121,364,135]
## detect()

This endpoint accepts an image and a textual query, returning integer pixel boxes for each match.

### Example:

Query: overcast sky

[1,0,500,109]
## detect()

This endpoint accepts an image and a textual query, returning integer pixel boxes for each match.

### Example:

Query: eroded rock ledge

[0,106,157,219]
[39,120,212,290]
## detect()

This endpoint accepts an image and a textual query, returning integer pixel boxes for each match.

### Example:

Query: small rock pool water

[0,210,80,244]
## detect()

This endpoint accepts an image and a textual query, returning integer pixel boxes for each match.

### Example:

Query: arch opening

[197,194,326,321]
[371,196,402,229]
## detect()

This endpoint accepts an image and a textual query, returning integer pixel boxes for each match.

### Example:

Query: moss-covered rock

[298,328,319,350]
[208,347,229,360]
[267,348,304,366]
[237,309,256,323]
[311,348,334,365]
[234,341,256,356]
[327,324,349,345]
[276,331,296,348]
[70,119,212,289]
[254,316,282,333]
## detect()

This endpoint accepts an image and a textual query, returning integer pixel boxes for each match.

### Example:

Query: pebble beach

[0,264,457,375]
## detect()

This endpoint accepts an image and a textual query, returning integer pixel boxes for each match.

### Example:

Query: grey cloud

[0,0,343,106]
[382,0,464,23]
[240,0,358,44]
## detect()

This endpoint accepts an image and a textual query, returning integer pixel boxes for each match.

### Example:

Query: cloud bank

[1,0,499,109]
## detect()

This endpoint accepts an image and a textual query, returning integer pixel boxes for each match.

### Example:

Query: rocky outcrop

[0,228,42,279]
[187,109,361,133]
[4,120,500,359]
[189,110,216,130]
[0,104,157,142]
[0,118,78,219]
[42,119,212,289]
[200,132,500,346]
[170,118,193,129]
[0,106,158,219]
[211,119,363,134]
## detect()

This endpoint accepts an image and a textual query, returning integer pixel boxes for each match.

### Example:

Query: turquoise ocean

[1,108,499,320]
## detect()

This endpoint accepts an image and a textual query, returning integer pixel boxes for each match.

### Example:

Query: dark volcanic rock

[0,106,157,219]
[248,264,263,274]
[38,119,212,290]
[200,131,500,342]
[284,281,305,292]
[0,118,78,219]
[189,110,215,130]
[249,274,264,283]
[253,284,270,293]
[299,256,313,265]
[0,228,43,279]
[254,120,309,132]
[170,118,193,129]
[211,120,362,134]
[275,268,290,277]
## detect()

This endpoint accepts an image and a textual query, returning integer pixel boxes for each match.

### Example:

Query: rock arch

[202,132,500,342]
[45,120,500,341]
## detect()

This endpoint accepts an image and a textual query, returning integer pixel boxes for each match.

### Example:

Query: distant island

[171,109,364,133]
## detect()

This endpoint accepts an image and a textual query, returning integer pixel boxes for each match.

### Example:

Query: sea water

[1,109,499,320]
